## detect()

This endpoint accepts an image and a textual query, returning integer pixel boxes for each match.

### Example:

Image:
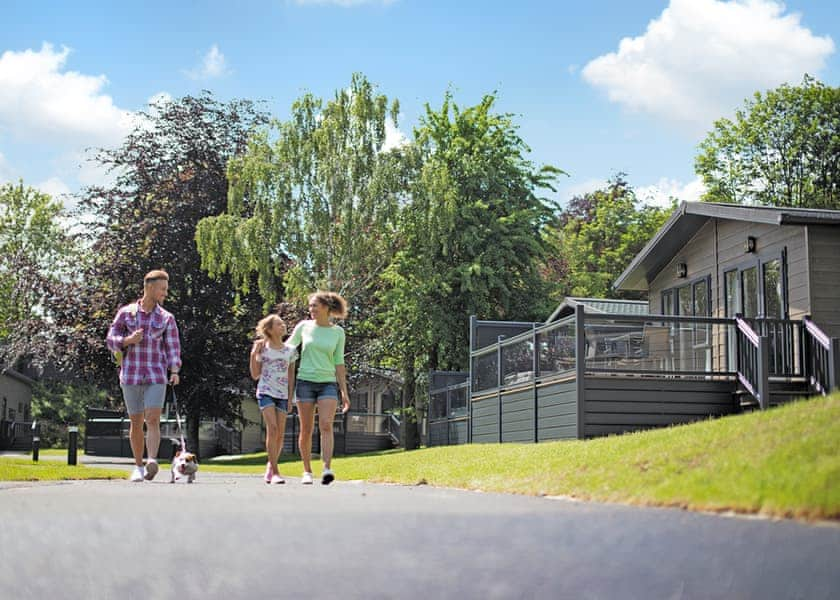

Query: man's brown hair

[144,270,169,285]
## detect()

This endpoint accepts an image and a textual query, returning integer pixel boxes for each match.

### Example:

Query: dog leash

[169,385,187,454]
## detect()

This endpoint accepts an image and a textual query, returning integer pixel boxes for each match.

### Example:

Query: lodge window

[723,249,788,320]
[661,274,711,318]
[350,390,368,413]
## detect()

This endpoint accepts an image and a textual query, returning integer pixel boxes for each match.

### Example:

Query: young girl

[250,314,297,484]
[287,291,350,485]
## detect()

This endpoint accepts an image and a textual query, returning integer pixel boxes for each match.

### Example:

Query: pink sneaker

[264,462,273,484]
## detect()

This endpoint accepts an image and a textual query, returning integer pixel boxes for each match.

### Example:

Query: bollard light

[31,420,40,463]
[68,425,79,466]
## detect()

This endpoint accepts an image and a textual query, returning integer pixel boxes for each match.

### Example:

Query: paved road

[1,463,838,600]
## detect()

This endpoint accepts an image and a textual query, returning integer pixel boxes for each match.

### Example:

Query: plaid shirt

[106,301,182,385]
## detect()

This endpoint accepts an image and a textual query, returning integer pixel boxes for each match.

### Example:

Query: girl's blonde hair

[310,291,348,319]
[255,314,286,339]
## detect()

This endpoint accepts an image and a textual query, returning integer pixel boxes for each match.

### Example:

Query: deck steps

[736,379,815,411]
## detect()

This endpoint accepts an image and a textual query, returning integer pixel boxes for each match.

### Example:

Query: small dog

[170,449,199,483]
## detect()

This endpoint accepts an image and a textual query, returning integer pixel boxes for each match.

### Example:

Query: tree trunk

[187,409,200,460]
[400,364,420,450]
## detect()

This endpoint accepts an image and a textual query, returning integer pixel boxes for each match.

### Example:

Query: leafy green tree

[547,175,669,301]
[52,93,268,454]
[196,73,404,308]
[696,75,840,208]
[378,92,563,447]
[31,381,107,447]
[0,181,74,369]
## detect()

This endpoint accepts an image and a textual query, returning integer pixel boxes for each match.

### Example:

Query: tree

[696,75,840,208]
[196,73,404,308]
[0,181,74,369]
[31,381,107,447]
[378,92,563,448]
[52,92,269,454]
[546,175,669,301]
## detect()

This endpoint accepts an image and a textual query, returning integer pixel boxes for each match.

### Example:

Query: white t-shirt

[256,344,298,399]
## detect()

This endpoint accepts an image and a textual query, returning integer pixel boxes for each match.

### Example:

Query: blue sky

[1,0,838,209]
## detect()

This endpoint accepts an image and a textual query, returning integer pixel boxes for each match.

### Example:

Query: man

[107,270,181,482]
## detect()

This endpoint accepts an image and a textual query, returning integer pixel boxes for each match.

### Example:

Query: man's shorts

[295,380,338,403]
[120,384,166,416]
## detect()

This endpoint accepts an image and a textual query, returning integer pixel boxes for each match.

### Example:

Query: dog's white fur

[170,449,198,483]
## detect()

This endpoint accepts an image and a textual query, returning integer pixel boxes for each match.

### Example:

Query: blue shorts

[257,394,289,412]
[121,384,166,416]
[295,380,338,403]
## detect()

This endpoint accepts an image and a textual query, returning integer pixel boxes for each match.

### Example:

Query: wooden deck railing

[735,315,769,409]
[470,311,825,412]
[802,316,840,395]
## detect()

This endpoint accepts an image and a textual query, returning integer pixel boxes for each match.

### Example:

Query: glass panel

[450,385,468,417]
[501,337,534,385]
[693,280,709,317]
[471,351,498,392]
[763,259,783,318]
[741,267,759,318]
[583,317,727,374]
[724,270,739,317]
[724,270,739,371]
[677,286,692,316]
[693,279,710,348]
[662,290,673,316]
[539,320,576,376]
[429,391,447,420]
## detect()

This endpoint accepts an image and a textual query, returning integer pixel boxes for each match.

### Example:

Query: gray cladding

[538,381,578,441]
[582,376,737,438]
[471,396,501,443]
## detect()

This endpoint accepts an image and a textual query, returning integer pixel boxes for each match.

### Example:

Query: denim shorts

[257,394,289,412]
[295,380,338,403]
[121,384,166,416]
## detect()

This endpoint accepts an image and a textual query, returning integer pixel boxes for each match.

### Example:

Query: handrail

[734,315,769,409]
[804,316,831,349]
[736,316,761,346]
[428,380,470,395]
[802,316,839,395]
[470,313,575,357]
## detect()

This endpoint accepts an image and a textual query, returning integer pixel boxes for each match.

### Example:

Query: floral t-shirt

[256,344,298,400]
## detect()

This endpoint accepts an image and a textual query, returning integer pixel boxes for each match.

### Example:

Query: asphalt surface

[1,460,839,600]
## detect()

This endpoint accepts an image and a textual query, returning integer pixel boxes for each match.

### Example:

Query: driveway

[1,464,838,599]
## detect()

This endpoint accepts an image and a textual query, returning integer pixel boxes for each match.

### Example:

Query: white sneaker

[129,466,145,482]
[301,472,313,485]
[144,460,159,481]
[321,468,335,485]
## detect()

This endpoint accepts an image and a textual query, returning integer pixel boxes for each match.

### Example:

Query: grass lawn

[206,393,840,521]
[0,457,126,481]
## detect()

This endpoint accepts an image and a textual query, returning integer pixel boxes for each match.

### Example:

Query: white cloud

[637,176,706,208]
[293,0,396,6]
[582,0,835,133]
[0,43,136,146]
[560,178,607,205]
[382,120,408,151]
[35,176,71,200]
[184,45,230,80]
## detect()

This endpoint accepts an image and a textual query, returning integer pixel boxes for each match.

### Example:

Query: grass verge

[0,457,126,481]
[206,393,840,521]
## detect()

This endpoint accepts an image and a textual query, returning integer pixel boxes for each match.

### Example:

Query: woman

[250,314,297,484]
[287,291,350,485]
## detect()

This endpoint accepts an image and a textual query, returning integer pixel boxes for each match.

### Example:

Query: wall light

[745,236,757,253]
[676,262,687,278]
